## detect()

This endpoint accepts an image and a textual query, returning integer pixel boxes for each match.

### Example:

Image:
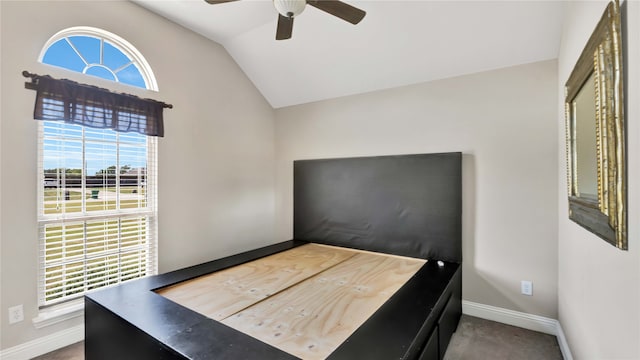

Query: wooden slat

[156,244,357,321]
[221,252,425,360]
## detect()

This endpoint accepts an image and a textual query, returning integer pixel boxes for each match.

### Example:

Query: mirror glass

[574,72,597,200]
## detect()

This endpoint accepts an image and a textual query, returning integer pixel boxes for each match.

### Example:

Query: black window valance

[23,71,172,137]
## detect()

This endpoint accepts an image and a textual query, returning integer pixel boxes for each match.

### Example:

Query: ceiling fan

[204,0,366,40]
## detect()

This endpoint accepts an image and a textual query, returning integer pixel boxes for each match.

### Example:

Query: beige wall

[558,1,640,358]
[0,0,276,350]
[275,60,559,318]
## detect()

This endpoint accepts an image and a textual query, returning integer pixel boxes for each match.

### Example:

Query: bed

[85,152,462,360]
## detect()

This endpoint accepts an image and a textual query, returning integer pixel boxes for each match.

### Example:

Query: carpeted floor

[32,315,562,360]
[32,341,83,360]
[443,315,562,360]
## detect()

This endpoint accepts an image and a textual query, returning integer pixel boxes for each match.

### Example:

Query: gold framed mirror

[565,0,626,249]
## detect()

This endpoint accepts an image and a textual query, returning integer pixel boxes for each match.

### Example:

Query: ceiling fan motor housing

[273,0,306,18]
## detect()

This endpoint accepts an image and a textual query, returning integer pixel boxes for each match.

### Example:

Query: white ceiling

[132,0,566,108]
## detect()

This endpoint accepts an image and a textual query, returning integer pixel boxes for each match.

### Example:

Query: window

[37,27,158,307]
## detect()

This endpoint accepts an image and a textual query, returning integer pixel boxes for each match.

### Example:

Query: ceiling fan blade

[307,0,366,24]
[204,0,239,4]
[276,14,294,40]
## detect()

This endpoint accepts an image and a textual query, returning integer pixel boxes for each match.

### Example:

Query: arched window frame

[34,26,159,320]
[38,26,158,91]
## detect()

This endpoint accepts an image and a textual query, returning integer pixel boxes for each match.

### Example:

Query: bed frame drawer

[417,327,439,360]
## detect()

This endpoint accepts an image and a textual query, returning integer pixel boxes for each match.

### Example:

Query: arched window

[36,27,158,309]
[39,26,157,90]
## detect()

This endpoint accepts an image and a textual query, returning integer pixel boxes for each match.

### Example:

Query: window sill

[32,299,84,329]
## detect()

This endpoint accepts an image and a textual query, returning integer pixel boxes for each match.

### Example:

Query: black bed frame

[85,152,463,360]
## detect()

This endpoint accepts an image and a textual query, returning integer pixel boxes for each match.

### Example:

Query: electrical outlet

[521,281,533,296]
[8,304,24,324]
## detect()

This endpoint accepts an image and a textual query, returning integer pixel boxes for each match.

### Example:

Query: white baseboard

[462,300,573,360]
[0,324,83,360]
[555,320,574,360]
[462,300,557,334]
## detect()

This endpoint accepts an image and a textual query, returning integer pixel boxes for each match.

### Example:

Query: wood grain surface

[221,251,425,360]
[156,244,425,359]
[156,244,357,321]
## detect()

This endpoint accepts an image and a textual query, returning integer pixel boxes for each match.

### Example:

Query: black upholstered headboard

[293,152,462,263]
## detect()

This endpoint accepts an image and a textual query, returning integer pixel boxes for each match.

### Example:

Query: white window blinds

[38,120,157,306]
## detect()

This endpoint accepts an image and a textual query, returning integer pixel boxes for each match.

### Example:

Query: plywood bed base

[85,152,463,360]
[156,244,426,360]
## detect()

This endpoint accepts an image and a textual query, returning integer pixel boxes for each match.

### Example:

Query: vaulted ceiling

[132,0,566,108]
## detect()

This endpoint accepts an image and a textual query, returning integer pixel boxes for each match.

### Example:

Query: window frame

[34,27,159,323]
[38,26,158,91]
